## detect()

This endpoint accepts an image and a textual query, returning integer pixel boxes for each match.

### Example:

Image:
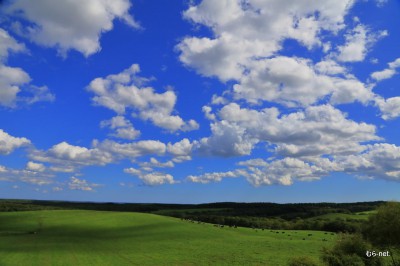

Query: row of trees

[176,213,364,233]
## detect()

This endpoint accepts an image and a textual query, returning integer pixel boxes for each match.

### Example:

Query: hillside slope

[0,210,335,265]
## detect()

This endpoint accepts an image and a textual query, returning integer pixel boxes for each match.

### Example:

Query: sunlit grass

[0,210,337,265]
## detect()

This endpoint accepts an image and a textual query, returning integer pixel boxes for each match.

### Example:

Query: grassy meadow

[0,210,336,265]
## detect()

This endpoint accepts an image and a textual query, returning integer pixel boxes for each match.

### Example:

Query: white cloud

[370,57,400,82]
[0,129,31,155]
[233,56,373,107]
[202,106,216,121]
[337,24,368,62]
[371,68,396,81]
[124,167,175,186]
[178,0,354,81]
[124,167,141,176]
[375,97,400,120]
[0,28,26,60]
[240,158,334,186]
[68,176,100,191]
[196,104,379,158]
[167,138,193,162]
[88,64,199,132]
[100,116,140,140]
[315,60,347,75]
[29,135,186,174]
[189,142,400,186]
[368,58,400,119]
[26,161,46,172]
[186,157,331,186]
[337,143,400,181]
[187,170,241,184]
[0,29,55,108]
[179,1,391,118]
[5,0,139,57]
[31,141,113,172]
[195,120,259,157]
[139,172,175,186]
[0,64,30,107]
[0,164,54,185]
[336,24,387,63]
[388,58,400,69]
[96,139,166,159]
[139,157,174,169]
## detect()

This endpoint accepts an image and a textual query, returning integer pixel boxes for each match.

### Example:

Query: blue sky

[0,0,400,203]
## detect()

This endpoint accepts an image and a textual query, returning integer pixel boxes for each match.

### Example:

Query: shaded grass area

[0,210,335,266]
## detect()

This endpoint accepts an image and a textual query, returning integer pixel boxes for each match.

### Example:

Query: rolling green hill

[0,210,335,265]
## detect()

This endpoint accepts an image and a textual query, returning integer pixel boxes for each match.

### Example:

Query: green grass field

[0,210,336,265]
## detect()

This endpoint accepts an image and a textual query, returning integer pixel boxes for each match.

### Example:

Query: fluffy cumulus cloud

[30,138,171,173]
[233,56,373,107]
[0,129,31,155]
[27,135,194,180]
[0,29,54,108]
[68,176,100,191]
[96,139,166,159]
[4,0,139,57]
[186,158,331,186]
[369,58,400,119]
[100,116,140,140]
[371,58,400,82]
[240,157,340,186]
[371,68,396,81]
[188,142,400,186]
[26,161,46,172]
[139,157,174,169]
[88,64,199,132]
[336,24,386,63]
[375,97,400,120]
[167,138,193,162]
[177,0,384,113]
[178,0,354,81]
[195,104,379,158]
[338,144,400,181]
[0,64,30,107]
[124,167,175,186]
[0,28,26,60]
[187,170,242,184]
[31,141,113,172]
[175,0,400,187]
[0,164,54,185]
